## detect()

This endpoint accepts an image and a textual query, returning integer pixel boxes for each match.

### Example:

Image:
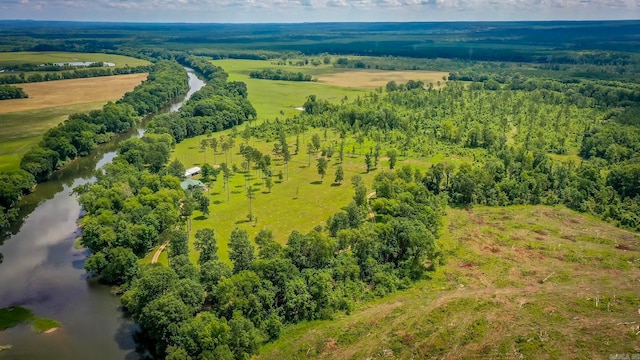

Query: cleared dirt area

[258,205,640,359]
[317,69,448,89]
[0,73,147,114]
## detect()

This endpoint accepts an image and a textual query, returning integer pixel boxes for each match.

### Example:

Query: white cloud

[0,0,637,21]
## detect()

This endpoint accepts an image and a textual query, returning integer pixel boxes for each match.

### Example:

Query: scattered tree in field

[356,133,365,155]
[193,189,210,216]
[354,183,367,207]
[246,186,255,220]
[220,163,231,201]
[242,126,252,144]
[311,133,322,152]
[316,157,328,183]
[194,228,218,265]
[200,139,209,164]
[334,165,344,184]
[228,228,254,273]
[265,176,273,193]
[306,143,314,166]
[387,149,398,169]
[365,153,372,173]
[351,174,363,188]
[210,137,218,164]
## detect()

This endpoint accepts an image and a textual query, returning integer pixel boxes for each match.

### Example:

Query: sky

[1,0,639,23]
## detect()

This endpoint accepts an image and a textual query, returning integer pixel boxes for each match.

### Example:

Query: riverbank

[0,68,205,359]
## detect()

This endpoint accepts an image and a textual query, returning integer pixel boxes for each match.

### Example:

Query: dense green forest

[0,84,28,100]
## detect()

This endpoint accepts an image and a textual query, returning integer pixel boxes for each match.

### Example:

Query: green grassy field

[0,101,106,171]
[0,51,149,68]
[157,59,467,265]
[211,59,369,121]
[167,130,398,264]
[256,205,640,359]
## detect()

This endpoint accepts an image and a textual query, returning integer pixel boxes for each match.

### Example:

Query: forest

[0,20,639,360]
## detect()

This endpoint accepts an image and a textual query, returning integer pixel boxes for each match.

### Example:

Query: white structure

[184,166,201,178]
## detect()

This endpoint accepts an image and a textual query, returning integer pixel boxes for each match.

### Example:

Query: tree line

[0,61,188,228]
[0,84,28,99]
[0,64,151,84]
[249,68,314,82]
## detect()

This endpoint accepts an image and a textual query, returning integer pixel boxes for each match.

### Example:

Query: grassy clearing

[0,74,146,171]
[156,60,465,265]
[256,205,640,359]
[0,306,60,333]
[164,127,476,266]
[0,73,147,113]
[168,130,394,264]
[212,59,368,120]
[0,51,149,68]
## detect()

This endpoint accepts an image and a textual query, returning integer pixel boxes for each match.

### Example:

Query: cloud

[0,0,637,21]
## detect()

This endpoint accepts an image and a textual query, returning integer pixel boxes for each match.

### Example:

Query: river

[0,68,206,359]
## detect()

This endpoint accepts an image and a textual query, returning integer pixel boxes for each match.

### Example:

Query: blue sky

[1,0,638,22]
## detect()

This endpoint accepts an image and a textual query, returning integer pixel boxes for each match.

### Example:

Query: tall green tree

[194,228,218,265]
[334,165,344,185]
[228,228,255,273]
[316,157,328,183]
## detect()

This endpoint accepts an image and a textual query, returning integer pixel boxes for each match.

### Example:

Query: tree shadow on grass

[213,200,223,205]
[194,215,207,221]
[235,219,251,225]
[330,183,342,187]
[231,190,242,194]
[310,180,323,185]
[210,192,221,196]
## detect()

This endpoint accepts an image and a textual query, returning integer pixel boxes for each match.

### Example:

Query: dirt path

[367,191,376,223]
[151,240,169,264]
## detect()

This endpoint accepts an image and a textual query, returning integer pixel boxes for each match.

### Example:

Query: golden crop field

[0,73,147,114]
[317,69,449,89]
[0,73,147,171]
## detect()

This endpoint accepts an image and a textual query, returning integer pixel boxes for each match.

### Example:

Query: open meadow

[257,205,640,359]
[154,59,461,264]
[211,59,446,120]
[0,73,147,171]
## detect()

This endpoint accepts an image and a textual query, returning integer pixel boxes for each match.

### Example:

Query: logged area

[0,73,147,113]
[258,206,640,359]
[317,69,448,89]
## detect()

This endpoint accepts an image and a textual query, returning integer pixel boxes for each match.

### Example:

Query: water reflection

[0,69,205,359]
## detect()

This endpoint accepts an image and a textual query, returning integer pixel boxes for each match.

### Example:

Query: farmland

[0,73,146,171]
[0,52,149,69]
